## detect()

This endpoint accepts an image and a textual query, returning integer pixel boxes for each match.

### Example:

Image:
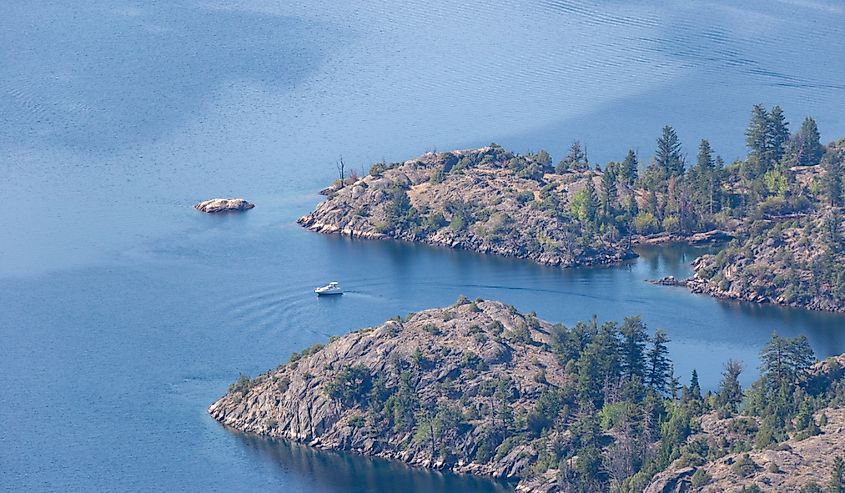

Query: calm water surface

[2,1,844,491]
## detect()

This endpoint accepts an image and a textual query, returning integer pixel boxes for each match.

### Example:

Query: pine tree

[557,140,587,173]
[386,187,413,230]
[716,359,744,413]
[746,104,770,168]
[584,175,599,223]
[647,189,660,219]
[831,456,845,493]
[646,329,671,394]
[655,125,685,178]
[696,139,714,170]
[621,149,639,185]
[711,155,724,214]
[760,333,815,391]
[668,365,681,400]
[619,317,648,382]
[795,117,825,166]
[768,105,790,164]
[600,167,618,219]
[688,370,702,400]
[821,144,844,206]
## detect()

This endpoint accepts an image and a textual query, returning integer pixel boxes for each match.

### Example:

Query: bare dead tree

[336,156,345,183]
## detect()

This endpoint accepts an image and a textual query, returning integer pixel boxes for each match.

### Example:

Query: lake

[2,1,844,491]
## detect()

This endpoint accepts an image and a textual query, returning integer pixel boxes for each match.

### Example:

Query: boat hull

[315,289,343,296]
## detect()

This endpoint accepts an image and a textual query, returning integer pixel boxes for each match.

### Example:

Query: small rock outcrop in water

[649,276,687,287]
[298,146,634,268]
[194,198,254,213]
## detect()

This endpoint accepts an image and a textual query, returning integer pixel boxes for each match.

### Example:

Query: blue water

[2,1,844,491]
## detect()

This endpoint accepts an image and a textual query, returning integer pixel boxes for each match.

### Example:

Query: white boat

[315,281,343,296]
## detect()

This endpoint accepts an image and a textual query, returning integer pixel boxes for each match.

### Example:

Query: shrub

[516,190,535,205]
[633,211,659,234]
[423,323,441,335]
[690,469,711,488]
[229,373,253,395]
[325,365,372,407]
[731,453,758,478]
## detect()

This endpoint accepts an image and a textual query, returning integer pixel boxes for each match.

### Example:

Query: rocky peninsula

[687,206,845,314]
[210,299,568,491]
[298,146,634,268]
[194,198,254,213]
[210,298,845,492]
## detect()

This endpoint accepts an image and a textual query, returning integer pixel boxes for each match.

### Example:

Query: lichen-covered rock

[194,198,254,213]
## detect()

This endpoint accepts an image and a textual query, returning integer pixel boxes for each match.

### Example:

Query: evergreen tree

[688,370,702,401]
[655,125,685,178]
[794,117,825,166]
[621,149,639,185]
[760,333,815,391]
[600,167,618,218]
[716,359,744,413]
[746,104,771,168]
[646,329,671,394]
[711,155,724,214]
[619,317,648,382]
[647,189,660,219]
[668,365,681,400]
[831,456,845,493]
[557,140,588,173]
[696,139,714,170]
[687,139,717,223]
[385,187,415,230]
[821,144,844,206]
[768,105,790,164]
[584,175,599,224]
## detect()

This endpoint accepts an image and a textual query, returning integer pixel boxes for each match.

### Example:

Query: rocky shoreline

[686,207,845,314]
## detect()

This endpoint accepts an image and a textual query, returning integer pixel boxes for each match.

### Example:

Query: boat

[315,281,343,296]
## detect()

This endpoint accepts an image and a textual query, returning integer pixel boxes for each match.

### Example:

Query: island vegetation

[210,298,845,492]
[299,105,844,313]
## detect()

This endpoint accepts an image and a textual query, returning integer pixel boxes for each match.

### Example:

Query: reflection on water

[234,430,514,493]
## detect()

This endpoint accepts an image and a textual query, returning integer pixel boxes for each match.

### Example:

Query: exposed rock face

[635,230,734,246]
[209,299,568,491]
[648,407,845,492]
[687,207,845,314]
[194,198,255,213]
[646,355,845,493]
[298,146,634,268]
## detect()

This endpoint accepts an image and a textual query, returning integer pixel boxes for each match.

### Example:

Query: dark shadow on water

[230,428,515,493]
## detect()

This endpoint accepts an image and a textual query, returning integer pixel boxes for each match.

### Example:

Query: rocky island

[210,298,845,492]
[194,198,255,213]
